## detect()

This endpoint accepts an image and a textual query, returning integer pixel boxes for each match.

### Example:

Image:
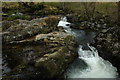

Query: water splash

[57,17,118,78]
[61,17,67,22]
[57,17,71,28]
[65,44,118,78]
[78,44,118,78]
[78,44,98,58]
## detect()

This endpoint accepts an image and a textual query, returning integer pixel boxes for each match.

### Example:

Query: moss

[64,35,75,47]
[3,15,31,21]
[14,64,27,73]
[35,42,76,78]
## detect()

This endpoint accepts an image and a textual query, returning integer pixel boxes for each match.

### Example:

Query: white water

[57,17,71,29]
[57,17,118,78]
[68,44,118,78]
[57,17,76,36]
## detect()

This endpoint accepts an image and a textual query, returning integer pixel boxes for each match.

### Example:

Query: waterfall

[57,17,76,36]
[78,44,98,58]
[57,17,118,78]
[64,44,118,78]
[76,44,118,78]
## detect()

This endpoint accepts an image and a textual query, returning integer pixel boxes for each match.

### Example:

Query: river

[57,17,118,78]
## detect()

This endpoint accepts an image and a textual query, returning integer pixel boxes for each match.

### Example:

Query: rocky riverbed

[2,15,77,79]
[2,15,120,79]
[94,26,120,76]
[66,15,120,76]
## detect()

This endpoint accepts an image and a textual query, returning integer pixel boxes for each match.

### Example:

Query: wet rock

[3,32,77,79]
[2,20,19,31]
[101,29,109,33]
[94,26,120,76]
[63,14,109,30]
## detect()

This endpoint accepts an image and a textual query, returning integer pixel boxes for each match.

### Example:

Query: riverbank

[2,2,120,79]
[2,15,120,79]
[2,16,77,79]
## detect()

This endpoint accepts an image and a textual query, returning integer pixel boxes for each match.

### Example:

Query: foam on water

[57,17,118,78]
[57,17,71,29]
[64,44,118,78]
[76,44,118,78]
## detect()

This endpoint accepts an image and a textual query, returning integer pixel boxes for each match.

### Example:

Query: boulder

[94,26,120,75]
[3,32,77,79]
[2,15,61,43]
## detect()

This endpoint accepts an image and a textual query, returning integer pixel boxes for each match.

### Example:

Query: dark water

[63,27,118,78]
[2,26,118,78]
[64,28,97,78]
[73,29,96,49]
[2,28,96,77]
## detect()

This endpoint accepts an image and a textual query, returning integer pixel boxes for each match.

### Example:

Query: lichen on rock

[2,15,61,43]
[3,30,77,79]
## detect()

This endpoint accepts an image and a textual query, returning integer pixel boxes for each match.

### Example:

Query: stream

[57,17,118,78]
[2,16,119,79]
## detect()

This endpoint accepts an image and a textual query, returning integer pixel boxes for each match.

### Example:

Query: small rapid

[57,17,118,78]
[65,44,118,78]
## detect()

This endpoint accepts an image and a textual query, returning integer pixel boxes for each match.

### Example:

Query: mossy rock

[2,15,61,43]
[3,32,77,79]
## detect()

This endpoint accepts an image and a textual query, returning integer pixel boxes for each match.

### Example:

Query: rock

[101,29,109,33]
[3,32,77,79]
[34,32,76,78]
[2,20,19,31]
[94,26,120,75]
[2,15,61,43]
[35,46,76,78]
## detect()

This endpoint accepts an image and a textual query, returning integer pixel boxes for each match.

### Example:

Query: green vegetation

[4,14,31,21]
[2,2,120,79]
[2,2,118,23]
